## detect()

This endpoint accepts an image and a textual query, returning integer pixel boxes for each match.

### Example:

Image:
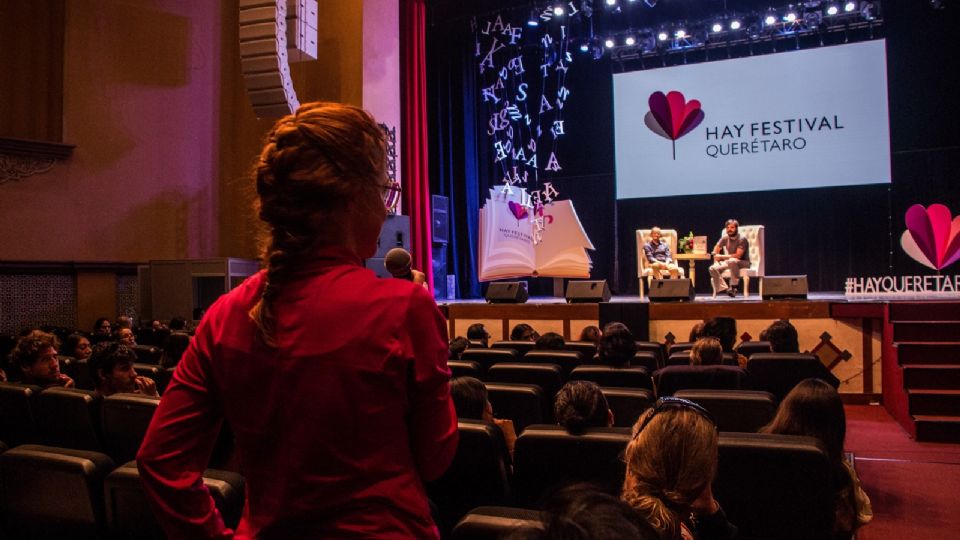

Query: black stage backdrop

[427,0,960,297]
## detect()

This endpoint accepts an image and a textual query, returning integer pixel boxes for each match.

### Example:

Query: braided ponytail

[248,103,387,347]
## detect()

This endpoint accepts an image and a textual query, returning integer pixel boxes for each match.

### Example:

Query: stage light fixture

[860,1,876,20]
[675,28,687,38]
[784,11,797,22]
[730,19,742,30]
[553,5,565,16]
[604,38,615,48]
[844,1,856,11]
[826,4,839,15]
[657,30,668,41]
[712,22,724,32]
[580,41,590,52]
[606,0,617,5]
[527,8,539,26]
[765,14,777,25]
[625,35,636,45]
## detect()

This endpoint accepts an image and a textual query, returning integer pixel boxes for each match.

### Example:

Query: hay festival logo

[644,90,705,160]
[846,203,960,298]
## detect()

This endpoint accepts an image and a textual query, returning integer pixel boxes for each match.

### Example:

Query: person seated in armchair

[710,219,750,297]
[644,227,680,279]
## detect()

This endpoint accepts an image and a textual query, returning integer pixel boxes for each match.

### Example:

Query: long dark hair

[761,378,846,464]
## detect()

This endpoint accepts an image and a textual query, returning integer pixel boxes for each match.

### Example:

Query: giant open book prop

[478,187,595,281]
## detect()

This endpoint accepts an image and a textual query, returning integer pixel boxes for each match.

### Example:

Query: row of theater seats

[429,422,837,540]
[472,339,775,366]
[52,355,176,395]
[0,384,235,468]
[0,443,243,539]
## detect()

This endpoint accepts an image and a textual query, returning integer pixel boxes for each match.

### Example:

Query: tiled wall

[0,275,77,334]
[116,274,139,322]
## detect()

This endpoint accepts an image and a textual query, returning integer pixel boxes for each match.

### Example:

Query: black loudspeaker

[648,279,696,303]
[761,275,808,300]
[431,195,449,245]
[374,214,410,257]
[565,280,612,303]
[432,245,447,300]
[486,282,529,303]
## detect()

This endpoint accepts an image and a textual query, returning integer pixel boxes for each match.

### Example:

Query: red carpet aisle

[845,405,960,538]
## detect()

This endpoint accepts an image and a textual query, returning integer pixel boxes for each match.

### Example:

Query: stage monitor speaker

[374,214,410,258]
[648,279,696,303]
[761,275,808,300]
[486,282,529,304]
[565,280,612,303]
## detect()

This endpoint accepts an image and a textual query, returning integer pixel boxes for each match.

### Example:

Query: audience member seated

[91,317,113,344]
[554,381,614,434]
[118,328,137,347]
[468,323,491,347]
[622,398,738,540]
[168,317,188,333]
[760,319,800,353]
[504,483,658,540]
[702,317,747,368]
[691,337,724,366]
[761,379,872,536]
[598,323,637,368]
[116,315,134,330]
[161,333,191,369]
[451,376,517,458]
[449,336,471,360]
[689,321,705,342]
[89,342,159,398]
[578,325,602,345]
[511,323,540,342]
[535,332,565,351]
[10,330,74,388]
[64,333,93,361]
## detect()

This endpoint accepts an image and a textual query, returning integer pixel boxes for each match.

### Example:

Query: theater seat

[35,387,104,451]
[569,365,653,392]
[653,365,747,397]
[523,350,582,374]
[0,382,42,446]
[486,383,544,434]
[449,360,482,379]
[735,341,773,358]
[451,506,541,540]
[635,341,665,366]
[0,444,116,539]
[131,345,163,365]
[462,348,519,372]
[104,460,245,538]
[71,358,97,391]
[668,342,695,355]
[492,340,536,356]
[565,341,597,358]
[134,363,172,395]
[512,425,631,507]
[600,387,654,428]
[715,433,834,539]
[631,351,659,371]
[668,350,740,367]
[746,353,840,402]
[426,420,512,533]
[101,393,160,464]
[486,364,564,420]
[673,389,776,432]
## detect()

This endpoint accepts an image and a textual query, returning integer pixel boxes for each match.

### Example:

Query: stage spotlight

[765,14,777,25]
[860,1,876,20]
[730,19,742,30]
[579,41,590,52]
[605,0,616,5]
[527,8,539,26]
[826,4,839,15]
[625,35,636,45]
[675,28,687,39]
[784,11,797,22]
[604,38,615,48]
[553,5,565,16]
[712,22,724,32]
[657,31,669,41]
[844,1,856,11]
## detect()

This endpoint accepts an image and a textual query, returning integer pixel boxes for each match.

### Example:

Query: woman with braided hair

[622,398,738,540]
[137,102,458,539]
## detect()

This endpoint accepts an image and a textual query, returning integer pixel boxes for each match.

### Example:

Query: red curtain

[400,0,434,291]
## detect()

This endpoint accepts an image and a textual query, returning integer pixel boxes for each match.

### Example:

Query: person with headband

[384,247,427,287]
[622,397,738,540]
[137,102,458,539]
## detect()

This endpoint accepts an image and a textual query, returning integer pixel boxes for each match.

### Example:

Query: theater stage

[438,293,883,401]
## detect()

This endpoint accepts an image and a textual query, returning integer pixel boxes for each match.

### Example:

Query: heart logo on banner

[901,203,960,270]
[644,90,705,160]
[508,200,529,221]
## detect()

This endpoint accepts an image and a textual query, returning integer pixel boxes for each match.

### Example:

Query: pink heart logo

[901,204,960,270]
[508,201,529,221]
[644,90,705,160]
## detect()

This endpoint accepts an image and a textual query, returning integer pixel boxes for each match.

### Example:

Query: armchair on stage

[711,225,765,298]
[636,228,685,300]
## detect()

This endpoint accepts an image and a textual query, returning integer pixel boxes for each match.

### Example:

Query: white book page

[534,200,594,276]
